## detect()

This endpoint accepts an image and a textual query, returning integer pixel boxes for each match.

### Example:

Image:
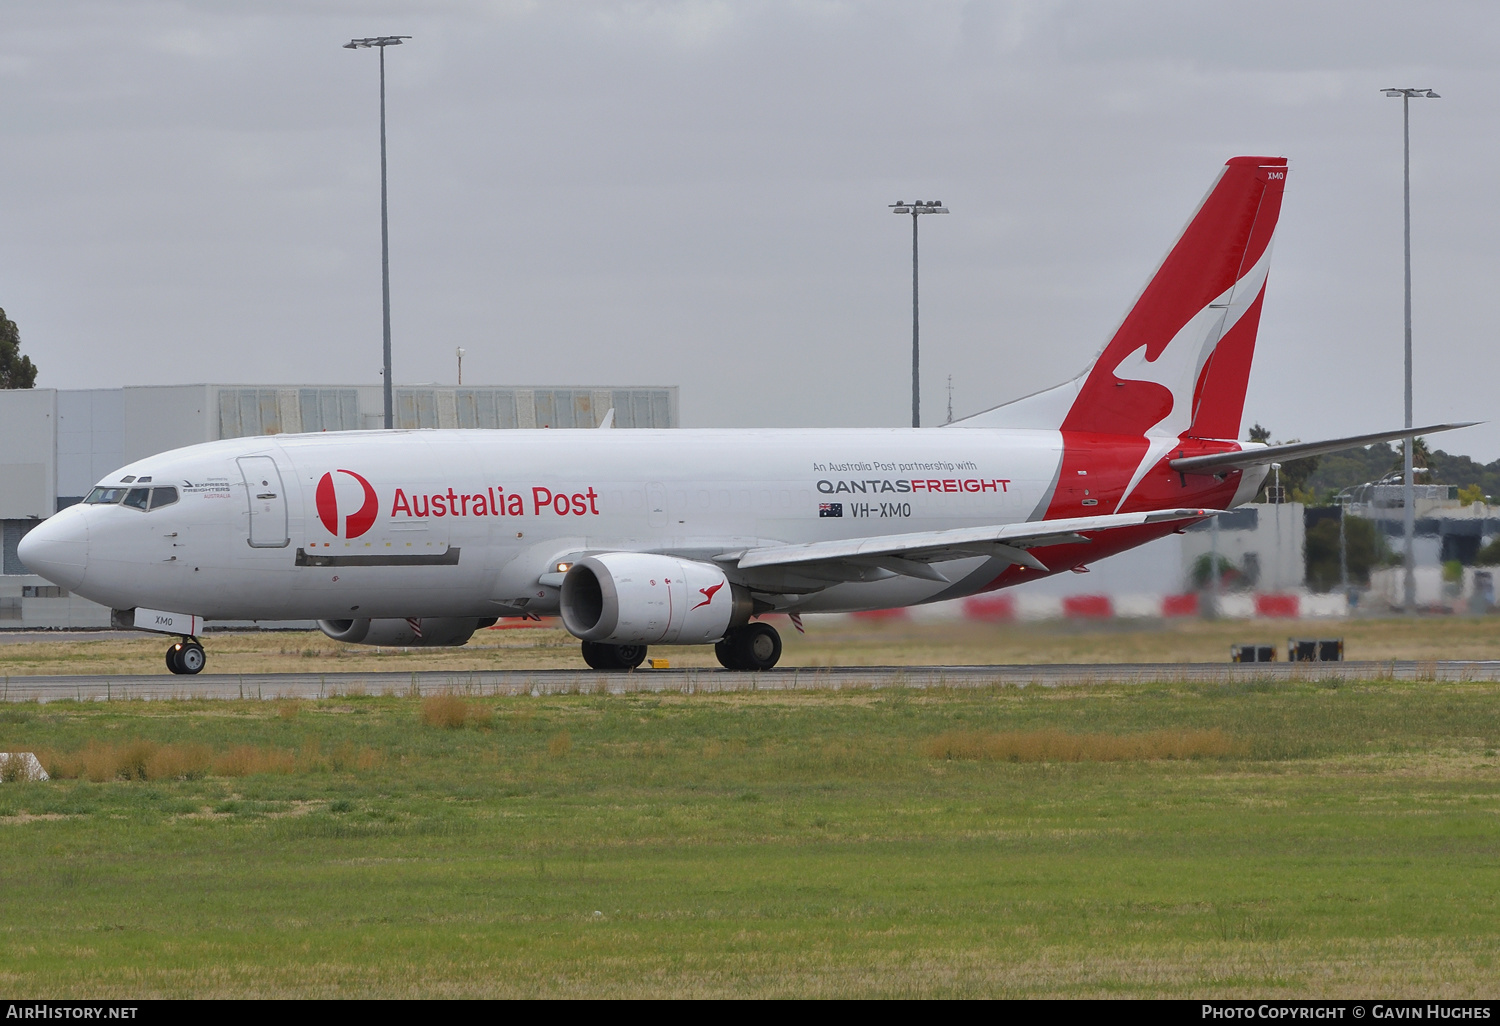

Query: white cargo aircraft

[20,157,1470,674]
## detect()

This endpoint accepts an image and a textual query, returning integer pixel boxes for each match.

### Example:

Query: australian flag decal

[819,502,843,518]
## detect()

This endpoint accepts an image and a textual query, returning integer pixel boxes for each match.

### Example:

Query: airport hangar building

[0,383,679,629]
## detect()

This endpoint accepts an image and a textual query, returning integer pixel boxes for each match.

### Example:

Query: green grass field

[2,680,1499,997]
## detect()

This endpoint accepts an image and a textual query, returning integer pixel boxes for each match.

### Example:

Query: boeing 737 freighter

[18,157,1471,673]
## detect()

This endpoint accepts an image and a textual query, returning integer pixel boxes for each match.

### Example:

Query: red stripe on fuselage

[972,455,1245,595]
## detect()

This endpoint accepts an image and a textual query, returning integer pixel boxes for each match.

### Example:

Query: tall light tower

[346,35,411,429]
[890,199,949,427]
[1383,86,1439,613]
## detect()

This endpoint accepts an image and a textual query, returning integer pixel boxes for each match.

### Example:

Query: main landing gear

[580,640,648,671]
[166,637,206,675]
[716,622,782,672]
[577,623,783,673]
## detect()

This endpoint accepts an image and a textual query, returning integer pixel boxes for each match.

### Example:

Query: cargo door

[238,455,289,548]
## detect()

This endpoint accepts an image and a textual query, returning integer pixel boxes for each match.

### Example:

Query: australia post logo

[316,470,378,539]
[314,470,604,539]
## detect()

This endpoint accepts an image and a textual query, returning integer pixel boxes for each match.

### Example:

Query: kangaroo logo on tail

[1110,243,1276,508]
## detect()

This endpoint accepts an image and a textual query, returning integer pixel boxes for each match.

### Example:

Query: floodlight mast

[890,199,949,427]
[1382,86,1439,614]
[346,35,411,429]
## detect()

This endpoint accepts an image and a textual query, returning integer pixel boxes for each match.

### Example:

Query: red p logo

[315,470,378,539]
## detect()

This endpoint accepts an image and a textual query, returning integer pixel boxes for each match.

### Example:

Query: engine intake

[560,553,749,645]
[316,617,495,647]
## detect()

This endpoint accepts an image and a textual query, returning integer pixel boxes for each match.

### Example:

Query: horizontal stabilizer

[727,508,1220,579]
[1169,423,1478,474]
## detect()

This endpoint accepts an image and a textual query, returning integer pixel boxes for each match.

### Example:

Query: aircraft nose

[17,509,88,591]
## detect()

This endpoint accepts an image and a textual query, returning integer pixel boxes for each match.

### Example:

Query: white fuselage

[24,427,1079,622]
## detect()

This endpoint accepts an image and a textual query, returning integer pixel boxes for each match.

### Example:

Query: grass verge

[0,680,1498,997]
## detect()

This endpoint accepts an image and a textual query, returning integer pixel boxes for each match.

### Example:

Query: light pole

[456,347,465,386]
[889,199,949,427]
[1383,86,1439,613]
[346,35,411,429]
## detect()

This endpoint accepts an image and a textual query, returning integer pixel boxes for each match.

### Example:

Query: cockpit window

[86,485,180,510]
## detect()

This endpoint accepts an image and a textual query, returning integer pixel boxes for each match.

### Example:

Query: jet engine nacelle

[560,552,748,645]
[316,617,495,647]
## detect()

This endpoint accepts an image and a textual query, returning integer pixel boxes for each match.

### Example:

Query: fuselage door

[238,455,289,548]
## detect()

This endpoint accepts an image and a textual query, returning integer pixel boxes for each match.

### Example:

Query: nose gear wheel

[166,638,206,675]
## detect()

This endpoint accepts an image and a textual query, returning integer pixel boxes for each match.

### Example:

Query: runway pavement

[4,660,1500,702]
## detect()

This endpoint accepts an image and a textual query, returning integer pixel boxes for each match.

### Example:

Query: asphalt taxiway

[3,660,1499,702]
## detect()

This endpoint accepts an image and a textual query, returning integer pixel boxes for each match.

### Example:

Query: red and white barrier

[939,590,1345,622]
[492,593,1348,631]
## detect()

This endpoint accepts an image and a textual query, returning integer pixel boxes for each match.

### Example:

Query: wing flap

[730,508,1218,577]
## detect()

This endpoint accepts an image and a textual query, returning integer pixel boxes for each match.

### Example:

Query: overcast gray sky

[3,1,1497,457]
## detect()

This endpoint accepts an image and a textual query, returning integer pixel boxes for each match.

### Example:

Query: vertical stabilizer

[954,156,1287,437]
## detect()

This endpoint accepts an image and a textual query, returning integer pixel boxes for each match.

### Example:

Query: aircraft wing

[724,508,1220,582]
[1169,422,1477,474]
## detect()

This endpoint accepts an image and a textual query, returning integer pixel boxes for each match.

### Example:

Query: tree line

[1,307,37,389]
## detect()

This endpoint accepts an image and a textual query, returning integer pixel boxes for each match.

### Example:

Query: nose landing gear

[166,638,206,675]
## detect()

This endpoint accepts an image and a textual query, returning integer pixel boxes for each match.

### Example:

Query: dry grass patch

[210,746,296,777]
[37,739,384,781]
[39,740,212,782]
[922,728,1241,763]
[420,694,493,730]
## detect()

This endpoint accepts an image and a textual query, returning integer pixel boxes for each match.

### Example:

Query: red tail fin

[956,156,1286,439]
[1064,156,1287,441]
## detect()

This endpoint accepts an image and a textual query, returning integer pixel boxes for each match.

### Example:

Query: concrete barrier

[0,753,48,781]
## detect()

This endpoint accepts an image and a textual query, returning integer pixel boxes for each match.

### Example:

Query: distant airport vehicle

[19,156,1471,674]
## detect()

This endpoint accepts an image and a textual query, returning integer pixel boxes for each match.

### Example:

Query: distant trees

[1247,424,1319,502]
[0,308,37,389]
[1304,514,1388,592]
[1190,553,1244,591]
[1424,447,1500,500]
[1305,444,1399,497]
[1256,432,1500,503]
[1400,437,1433,485]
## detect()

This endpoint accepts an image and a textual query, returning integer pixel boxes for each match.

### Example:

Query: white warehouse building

[0,383,678,627]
